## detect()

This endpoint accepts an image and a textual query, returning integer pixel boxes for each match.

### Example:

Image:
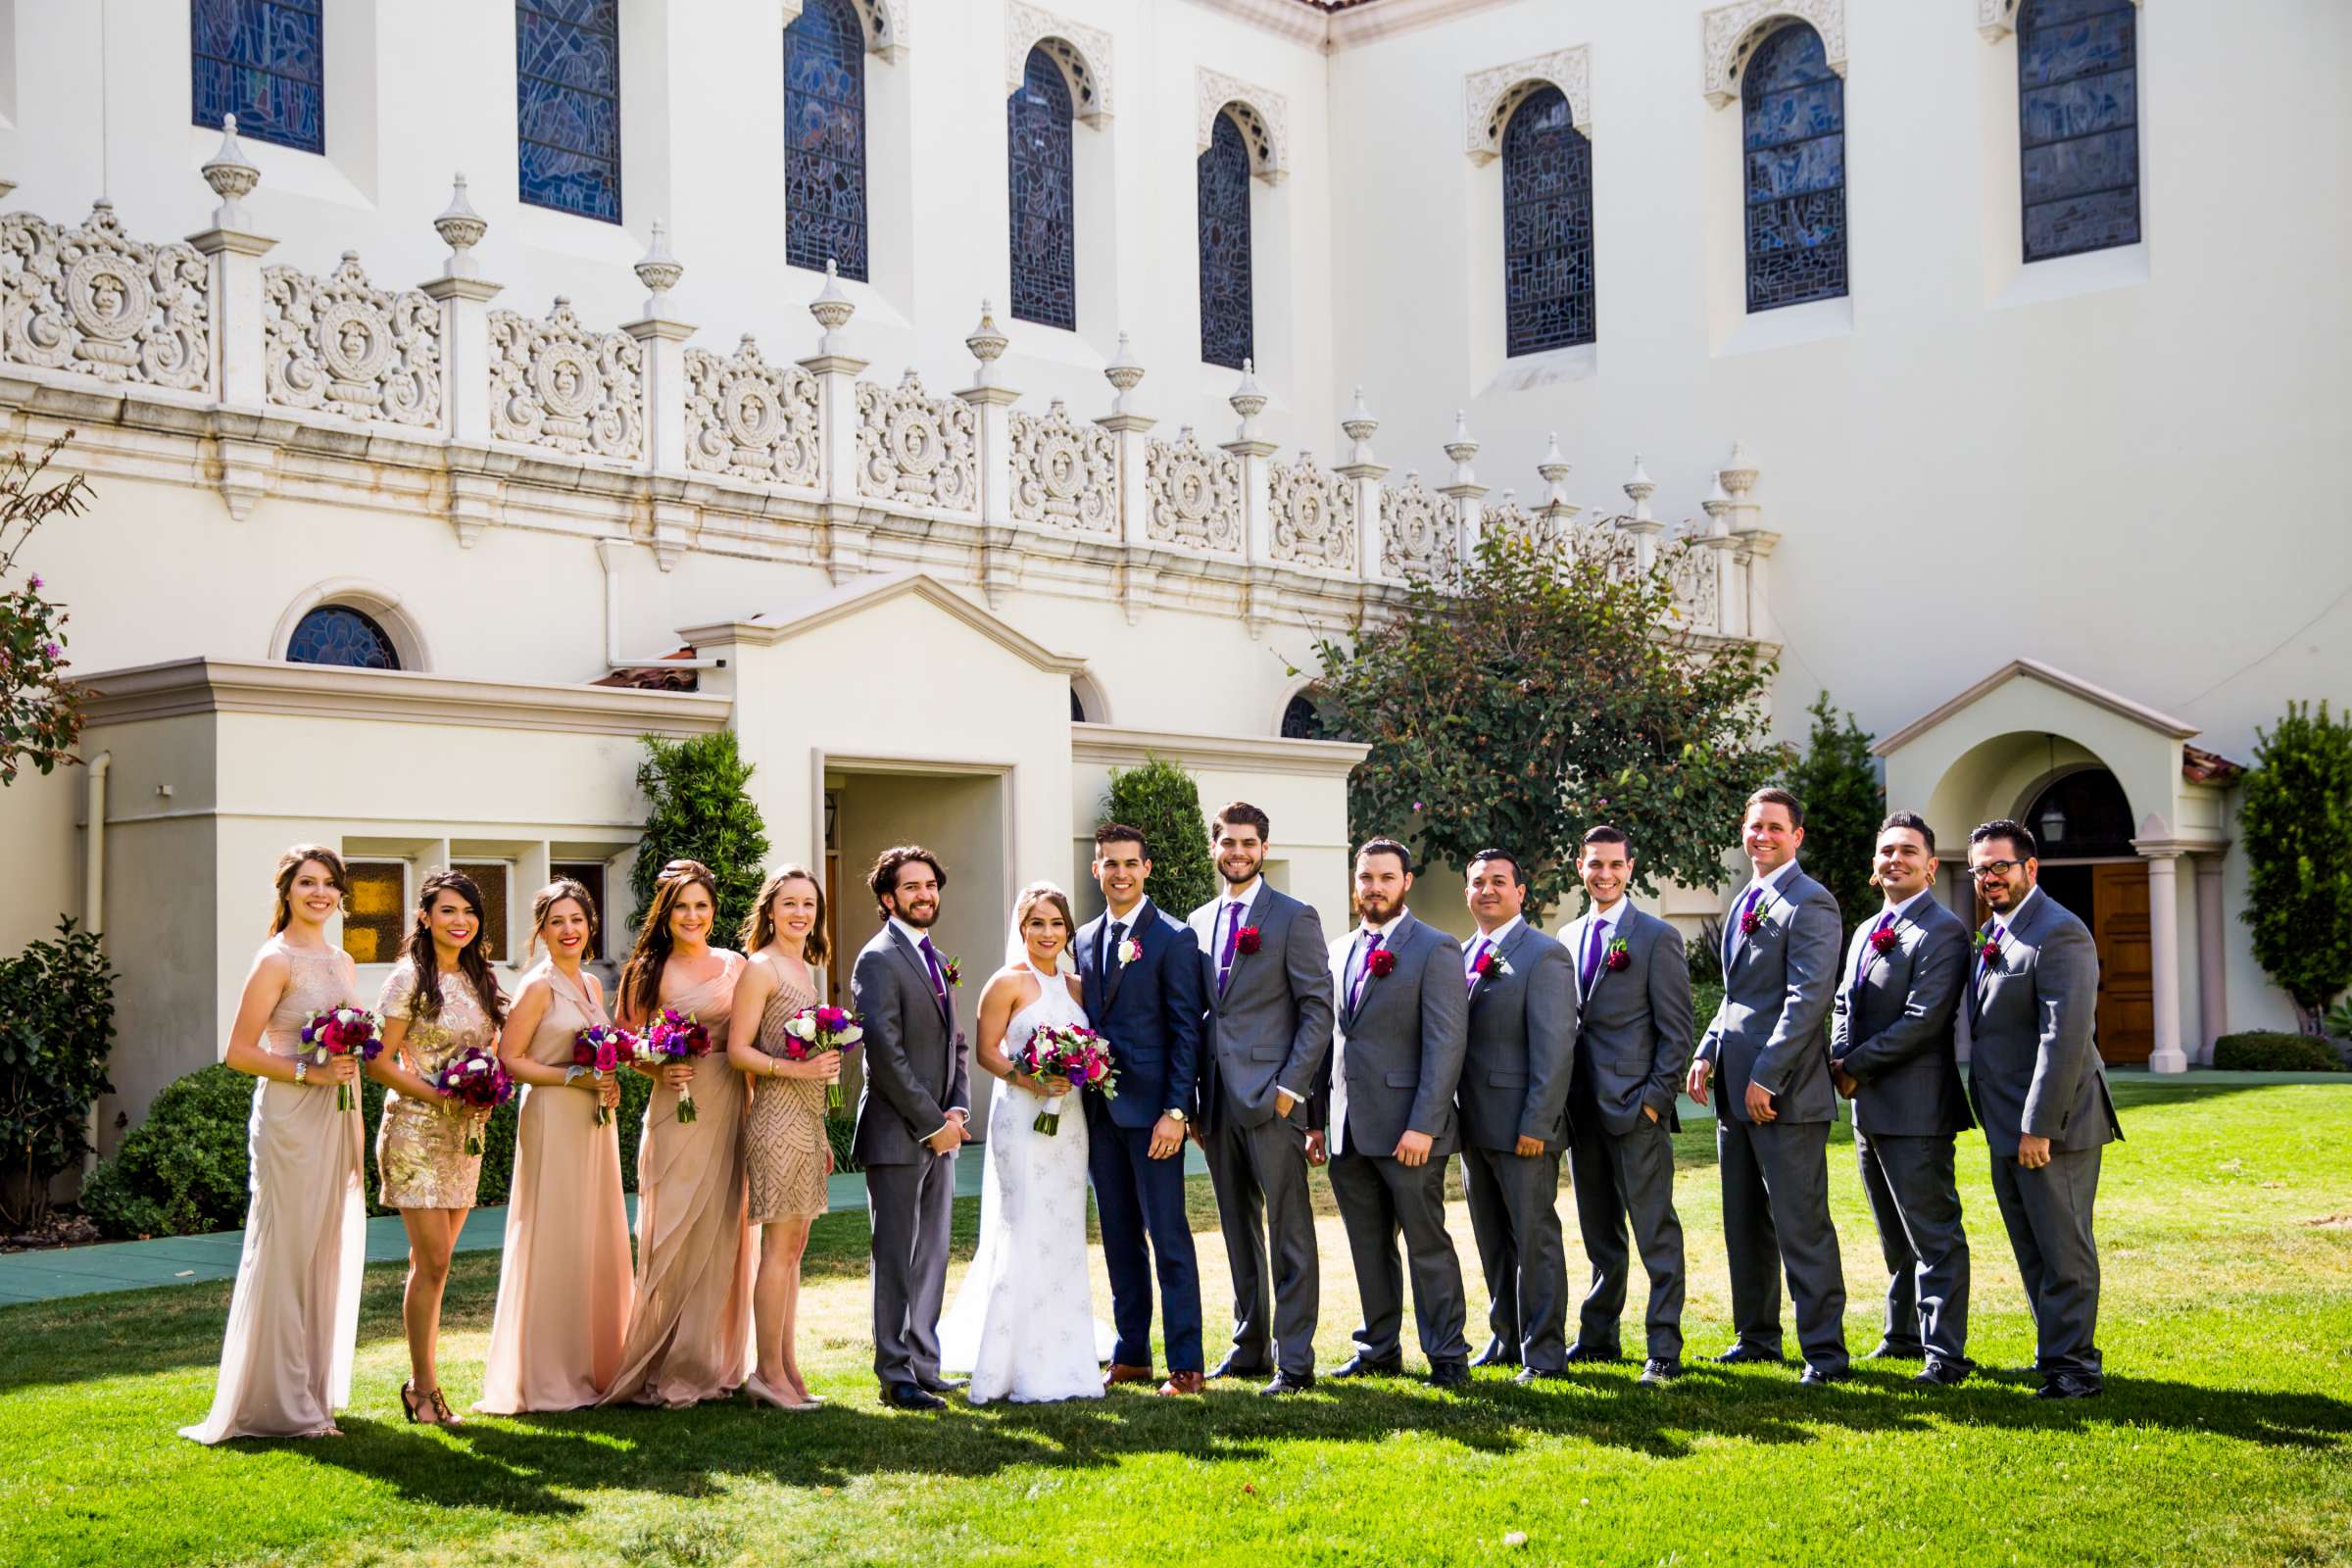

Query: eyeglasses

[1969,860,2026,881]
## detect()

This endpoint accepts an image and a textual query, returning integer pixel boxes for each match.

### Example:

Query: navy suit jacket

[1076,900,1206,1130]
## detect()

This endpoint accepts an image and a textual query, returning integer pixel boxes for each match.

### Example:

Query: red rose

[1870,927,1900,956]
[1603,946,1632,972]
[1740,906,1765,936]
[1236,925,1262,956]
[1471,952,1494,976]
[1368,949,1397,978]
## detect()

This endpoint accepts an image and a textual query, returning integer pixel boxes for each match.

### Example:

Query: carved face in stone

[339,321,369,362]
[89,273,125,320]
[553,363,582,401]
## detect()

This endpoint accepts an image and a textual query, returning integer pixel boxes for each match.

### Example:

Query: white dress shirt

[1464,913,1524,981]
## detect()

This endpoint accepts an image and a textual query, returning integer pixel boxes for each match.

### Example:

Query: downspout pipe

[597,539,725,671]
[83,751,109,1179]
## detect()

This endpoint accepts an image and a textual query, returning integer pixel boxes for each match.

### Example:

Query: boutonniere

[941,956,963,988]
[1235,925,1262,956]
[1116,936,1143,966]
[1973,930,2000,965]
[1471,951,1513,980]
[1602,935,1632,972]
[1869,927,1901,956]
[1367,949,1397,979]
[1740,904,1771,938]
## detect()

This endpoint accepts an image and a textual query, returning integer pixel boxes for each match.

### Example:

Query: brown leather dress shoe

[1103,1363,1155,1389]
[1157,1371,1205,1396]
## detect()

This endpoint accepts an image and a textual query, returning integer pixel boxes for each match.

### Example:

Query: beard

[1220,851,1264,888]
[1355,893,1400,925]
[891,900,940,929]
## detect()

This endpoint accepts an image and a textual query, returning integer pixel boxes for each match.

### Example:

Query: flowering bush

[0,436,94,787]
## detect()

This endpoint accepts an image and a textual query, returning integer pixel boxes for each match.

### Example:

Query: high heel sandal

[400,1381,425,1423]
[427,1388,466,1426]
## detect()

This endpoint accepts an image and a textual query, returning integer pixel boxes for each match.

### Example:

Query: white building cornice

[1072,721,1369,779]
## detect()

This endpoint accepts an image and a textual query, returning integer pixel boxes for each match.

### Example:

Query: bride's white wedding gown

[938,960,1113,1403]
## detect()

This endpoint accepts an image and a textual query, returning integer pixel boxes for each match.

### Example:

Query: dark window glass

[341,861,405,966]
[1198,112,1253,370]
[515,0,621,223]
[1280,694,1327,742]
[452,862,514,965]
[2018,0,2139,261]
[1741,23,1846,313]
[551,861,611,959]
[287,606,400,669]
[785,0,868,280]
[191,0,323,154]
[1500,85,1595,357]
[2024,769,2136,858]
[1008,49,1077,330]
[1069,687,1088,723]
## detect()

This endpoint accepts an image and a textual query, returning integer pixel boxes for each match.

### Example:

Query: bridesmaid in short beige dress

[182,847,368,1444]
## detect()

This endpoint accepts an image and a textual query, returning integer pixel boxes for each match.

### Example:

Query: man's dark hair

[1355,837,1413,874]
[1970,818,2038,859]
[1212,801,1272,840]
[1581,824,1631,853]
[1466,848,1522,884]
[868,845,948,917]
[1094,822,1150,857]
[1745,785,1806,828]
[1879,810,1936,858]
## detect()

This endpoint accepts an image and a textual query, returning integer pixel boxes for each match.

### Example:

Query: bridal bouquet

[439,1046,514,1155]
[1012,1022,1116,1136]
[571,1023,633,1126]
[640,1008,713,1123]
[780,1004,864,1111]
[299,1004,383,1111]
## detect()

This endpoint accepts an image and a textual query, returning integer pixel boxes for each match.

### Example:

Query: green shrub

[2238,701,2352,1035]
[0,917,118,1228]
[2212,1032,2348,1073]
[1691,979,1725,1034]
[80,1064,254,1239]
[1101,756,1216,921]
[1783,693,1884,943]
[826,1110,858,1175]
[631,731,770,945]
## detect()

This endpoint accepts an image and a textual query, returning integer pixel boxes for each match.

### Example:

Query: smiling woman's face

[668,882,715,946]
[425,889,478,954]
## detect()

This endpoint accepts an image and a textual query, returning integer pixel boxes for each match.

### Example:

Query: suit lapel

[1102,902,1147,1015]
[1468,920,1526,1004]
[1347,913,1410,1028]
[1581,909,1627,1003]
[890,925,951,1029]
[1210,885,1266,1015]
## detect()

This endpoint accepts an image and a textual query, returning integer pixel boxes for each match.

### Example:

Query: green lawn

[5,1081,2349,1567]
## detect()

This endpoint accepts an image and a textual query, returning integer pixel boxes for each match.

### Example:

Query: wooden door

[824,851,842,1007]
[2091,863,2154,1064]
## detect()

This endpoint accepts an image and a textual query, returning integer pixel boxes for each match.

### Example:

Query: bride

[937,881,1112,1403]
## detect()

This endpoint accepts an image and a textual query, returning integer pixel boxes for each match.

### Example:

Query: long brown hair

[1013,880,1077,949]
[740,863,829,965]
[397,869,507,1030]
[620,858,720,1020]
[269,844,349,935]
[527,877,599,959]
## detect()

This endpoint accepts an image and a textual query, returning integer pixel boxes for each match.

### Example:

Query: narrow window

[1008,48,1077,330]
[191,0,323,153]
[2018,0,2140,261]
[516,0,622,223]
[1501,84,1595,355]
[1741,23,1845,313]
[785,0,869,279]
[1198,112,1253,370]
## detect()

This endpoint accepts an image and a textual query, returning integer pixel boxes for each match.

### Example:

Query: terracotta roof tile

[2182,744,2246,785]
[592,647,701,693]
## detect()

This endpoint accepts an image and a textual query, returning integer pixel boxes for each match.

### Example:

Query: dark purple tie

[1582,919,1606,989]
[917,934,950,1017]
[1852,911,1893,988]
[1217,903,1243,997]
[1348,931,1385,1010]
[1726,885,1763,970]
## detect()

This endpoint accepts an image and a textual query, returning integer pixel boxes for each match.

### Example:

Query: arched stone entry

[2020,767,2152,1064]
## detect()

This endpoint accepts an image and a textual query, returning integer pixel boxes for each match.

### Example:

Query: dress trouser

[1458,1144,1568,1371]
[1327,1143,1469,1366]
[1565,1102,1687,1362]
[1716,1115,1848,1372]
[1853,1127,1972,1364]
[1988,1142,2103,1380]
[866,1150,956,1387]
[1201,1095,1319,1376]
[1087,1115,1204,1374]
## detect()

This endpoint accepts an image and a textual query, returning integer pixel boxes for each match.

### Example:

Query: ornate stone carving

[1009,399,1118,536]
[1144,427,1243,556]
[1700,0,1846,107]
[855,370,978,513]
[1268,453,1355,572]
[685,334,820,486]
[1574,515,1641,576]
[262,252,442,426]
[0,201,211,390]
[1481,493,1560,553]
[1976,0,2019,42]
[1464,45,1592,164]
[1379,473,1454,579]
[1196,68,1289,182]
[1005,3,1113,122]
[1668,539,1722,626]
[487,298,645,460]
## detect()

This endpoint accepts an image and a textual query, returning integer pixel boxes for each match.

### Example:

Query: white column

[2195,853,2228,1062]
[2143,848,2188,1073]
[799,262,870,584]
[1337,388,1387,583]
[1099,333,1154,554]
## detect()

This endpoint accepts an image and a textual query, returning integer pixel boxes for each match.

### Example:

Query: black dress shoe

[915,1374,966,1394]
[1797,1365,1849,1388]
[1329,1352,1404,1379]
[1713,1345,1788,1366]
[1561,1344,1624,1364]
[1470,1344,1522,1369]
[2034,1374,2104,1400]
[1913,1360,1971,1388]
[1865,1342,1928,1361]
[1639,1358,1684,1387]
[1258,1370,1314,1397]
[1427,1360,1470,1390]
[1210,1353,1275,1381]
[881,1382,947,1411]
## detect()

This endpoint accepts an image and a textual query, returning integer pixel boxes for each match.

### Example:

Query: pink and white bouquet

[779,1004,864,1112]
[298,1004,383,1111]
[439,1046,514,1155]
[1012,1021,1116,1136]
[639,1007,713,1123]
[571,1023,634,1126]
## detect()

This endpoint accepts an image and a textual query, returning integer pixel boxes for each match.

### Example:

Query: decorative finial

[201,114,261,230]
[1623,454,1657,522]
[808,256,856,354]
[434,173,487,279]
[634,219,683,313]
[1103,330,1146,416]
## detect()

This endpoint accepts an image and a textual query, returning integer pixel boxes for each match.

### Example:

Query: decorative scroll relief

[1463,45,1592,163]
[1195,68,1289,180]
[1481,496,1562,554]
[487,299,644,460]
[1668,541,1722,626]
[262,252,441,426]
[1574,516,1642,577]
[1009,400,1118,535]
[1700,0,1846,107]
[685,335,820,486]
[1143,430,1243,556]
[1379,475,1454,578]
[856,370,978,513]
[1005,3,1113,122]
[0,202,211,390]
[1268,453,1355,572]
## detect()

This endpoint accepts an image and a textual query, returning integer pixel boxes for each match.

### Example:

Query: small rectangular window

[551,861,612,959]
[452,861,514,965]
[191,0,325,155]
[341,860,406,965]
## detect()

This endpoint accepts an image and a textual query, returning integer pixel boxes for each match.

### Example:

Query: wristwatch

[293,1057,309,1086]
[1164,1107,1188,1125]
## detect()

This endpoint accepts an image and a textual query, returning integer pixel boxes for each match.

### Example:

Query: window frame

[514,0,623,225]
[783,0,871,280]
[1740,21,1847,316]
[1499,83,1596,358]
[1197,110,1255,371]
[1007,46,1078,331]
[190,0,326,155]
[2016,0,2141,264]
[338,858,410,970]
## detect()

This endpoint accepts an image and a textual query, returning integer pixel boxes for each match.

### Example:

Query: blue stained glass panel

[785,0,868,280]
[1740,23,1846,313]
[1501,85,1594,357]
[287,607,399,670]
[1198,112,1253,370]
[514,0,620,222]
[1008,49,1077,330]
[190,0,322,155]
[2018,0,2139,261]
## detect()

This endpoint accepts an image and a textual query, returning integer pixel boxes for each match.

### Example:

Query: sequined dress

[374,959,497,1210]
[747,969,831,1224]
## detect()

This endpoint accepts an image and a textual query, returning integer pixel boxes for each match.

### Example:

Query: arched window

[1500,84,1594,356]
[1069,687,1088,723]
[1008,48,1077,331]
[785,0,869,280]
[2024,768,2135,859]
[287,606,400,670]
[515,0,621,223]
[2018,0,2140,262]
[191,0,323,154]
[1280,693,1328,741]
[1198,112,1253,370]
[1741,23,1844,313]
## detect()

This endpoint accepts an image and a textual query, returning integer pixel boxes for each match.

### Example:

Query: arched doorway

[2018,768,2152,1065]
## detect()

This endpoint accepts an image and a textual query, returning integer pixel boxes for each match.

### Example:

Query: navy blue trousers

[1085,1108,1203,1374]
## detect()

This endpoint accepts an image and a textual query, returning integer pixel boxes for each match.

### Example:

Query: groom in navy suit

[1078,823,1210,1396]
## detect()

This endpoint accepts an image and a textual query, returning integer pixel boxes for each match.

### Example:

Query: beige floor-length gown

[602,951,757,1407]
[180,940,368,1444]
[476,962,633,1413]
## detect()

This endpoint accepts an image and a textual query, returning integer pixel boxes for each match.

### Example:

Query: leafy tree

[0,435,94,786]
[630,730,770,944]
[1101,755,1217,921]
[0,917,116,1229]
[2238,700,2352,1035]
[1783,692,1885,936]
[1309,530,1783,922]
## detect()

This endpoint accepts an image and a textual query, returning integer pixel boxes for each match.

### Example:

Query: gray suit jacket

[1966,888,2121,1157]
[1695,861,1841,1125]
[1324,912,1467,1155]
[850,923,971,1167]
[1829,893,1973,1137]
[1189,883,1333,1132]
[1568,905,1695,1138]
[1458,921,1577,1152]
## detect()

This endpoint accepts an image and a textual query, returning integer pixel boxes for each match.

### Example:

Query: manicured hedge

[2212,1032,2348,1073]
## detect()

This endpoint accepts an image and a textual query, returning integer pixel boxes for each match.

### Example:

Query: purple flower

[1411,800,1425,812]
[42,642,61,660]
[26,574,40,590]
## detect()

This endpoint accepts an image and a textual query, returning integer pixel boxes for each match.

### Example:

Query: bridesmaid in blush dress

[476,878,632,1413]
[602,858,757,1407]
[181,846,368,1444]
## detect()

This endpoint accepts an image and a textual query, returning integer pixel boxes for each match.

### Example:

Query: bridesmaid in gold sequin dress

[181,847,368,1444]
[477,879,632,1413]
[726,865,841,1411]
[602,858,756,1407]
[368,869,506,1426]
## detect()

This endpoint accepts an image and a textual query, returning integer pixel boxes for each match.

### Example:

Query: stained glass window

[2018,0,2139,262]
[1199,112,1254,370]
[1741,23,1845,313]
[1280,694,1327,742]
[515,0,621,224]
[287,606,399,669]
[785,0,868,280]
[1501,85,1595,357]
[1008,49,1077,331]
[191,0,323,154]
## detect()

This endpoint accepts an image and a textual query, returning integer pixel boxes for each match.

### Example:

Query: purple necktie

[1465,936,1491,990]
[1348,931,1385,1010]
[917,934,951,1018]
[1852,911,1893,988]
[1582,919,1606,989]
[1726,885,1763,970]
[1217,902,1243,997]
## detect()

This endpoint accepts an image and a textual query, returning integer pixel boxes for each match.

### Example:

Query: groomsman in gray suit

[1454,850,1576,1383]
[1321,838,1472,1388]
[1563,825,1696,1387]
[1830,811,1976,1387]
[1965,818,2123,1399]
[1189,802,1333,1397]
[1688,787,1850,1385]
